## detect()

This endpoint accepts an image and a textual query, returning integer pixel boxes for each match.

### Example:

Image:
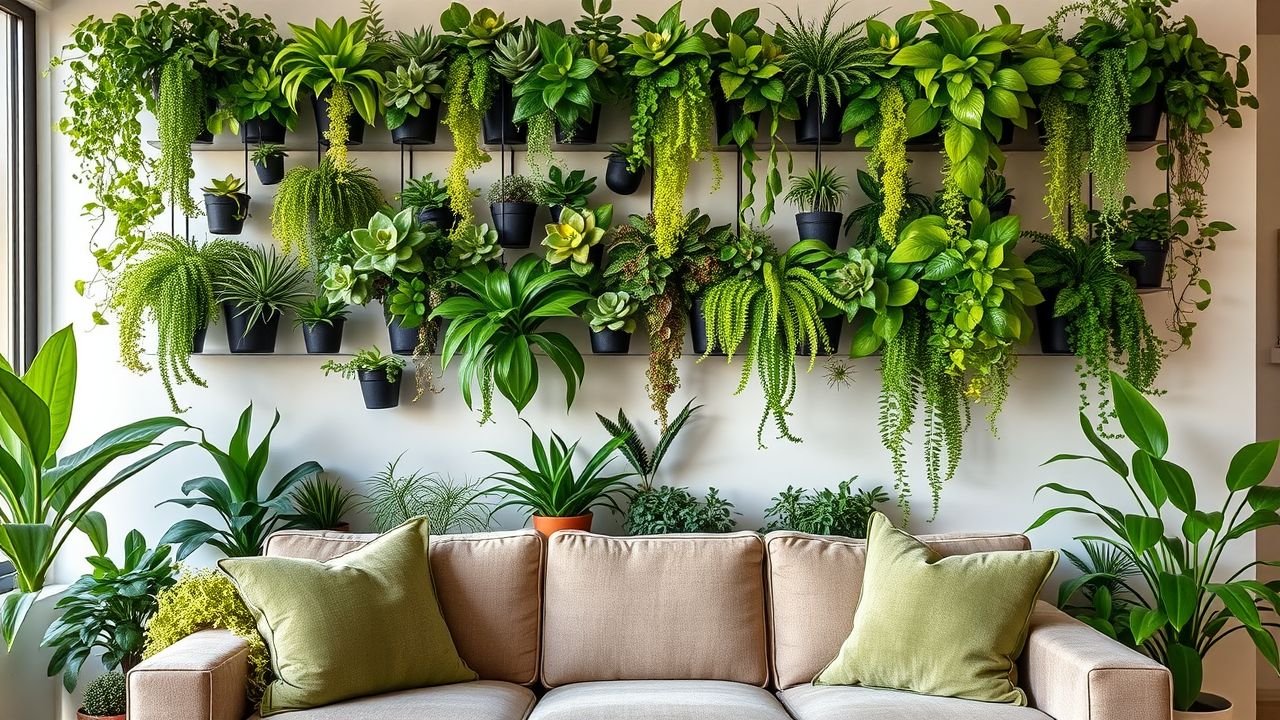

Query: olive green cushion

[219,518,477,716]
[814,513,1057,705]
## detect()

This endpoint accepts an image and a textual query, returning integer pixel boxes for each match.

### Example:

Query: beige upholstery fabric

[540,531,769,687]
[765,530,1030,688]
[128,630,249,720]
[1021,602,1172,720]
[528,680,792,720]
[245,681,535,720]
[265,529,543,685]
[780,685,1052,720]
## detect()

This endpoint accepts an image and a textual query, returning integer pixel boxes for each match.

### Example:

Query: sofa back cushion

[765,530,1030,689]
[540,531,769,688]
[265,528,543,686]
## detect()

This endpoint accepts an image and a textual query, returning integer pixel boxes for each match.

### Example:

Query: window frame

[0,0,34,372]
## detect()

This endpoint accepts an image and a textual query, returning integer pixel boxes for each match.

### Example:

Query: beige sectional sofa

[129,528,1172,720]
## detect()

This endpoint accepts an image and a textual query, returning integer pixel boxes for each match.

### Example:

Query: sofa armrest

[1021,602,1171,720]
[128,630,250,720]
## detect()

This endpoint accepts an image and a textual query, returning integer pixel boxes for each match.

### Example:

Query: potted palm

[785,166,847,248]
[322,347,407,410]
[399,174,459,231]
[250,143,287,185]
[275,16,383,147]
[294,296,349,354]
[202,174,251,235]
[1032,372,1280,719]
[482,422,634,535]
[489,175,540,248]
[604,142,647,195]
[584,291,639,354]
[216,245,309,353]
[382,28,449,144]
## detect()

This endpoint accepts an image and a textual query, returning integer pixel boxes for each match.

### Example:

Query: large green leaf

[20,326,76,462]
[1225,440,1279,491]
[1110,372,1168,458]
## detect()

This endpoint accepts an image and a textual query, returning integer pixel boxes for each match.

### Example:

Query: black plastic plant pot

[605,154,645,195]
[418,207,459,233]
[1036,293,1073,355]
[204,194,250,235]
[795,211,843,249]
[990,197,1014,221]
[483,80,526,145]
[254,156,285,186]
[191,325,207,354]
[1126,239,1169,288]
[689,295,725,356]
[556,105,602,145]
[1128,100,1165,143]
[302,319,345,354]
[358,369,402,410]
[797,317,845,356]
[386,316,427,355]
[794,95,844,145]
[589,328,632,354]
[222,302,280,354]
[313,89,367,146]
[242,117,287,145]
[391,103,441,145]
[491,201,538,248]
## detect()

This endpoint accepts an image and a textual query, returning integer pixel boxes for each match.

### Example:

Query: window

[0,0,33,371]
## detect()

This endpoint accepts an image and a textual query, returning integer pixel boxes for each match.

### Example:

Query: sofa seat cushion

[780,685,1052,720]
[247,681,535,720]
[528,680,792,720]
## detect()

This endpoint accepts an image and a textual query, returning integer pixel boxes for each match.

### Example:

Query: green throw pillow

[814,513,1057,705]
[219,518,477,716]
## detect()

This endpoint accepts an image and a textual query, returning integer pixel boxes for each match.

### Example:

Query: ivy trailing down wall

[51,0,1255,517]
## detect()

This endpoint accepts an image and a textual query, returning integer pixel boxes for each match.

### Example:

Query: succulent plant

[451,223,503,267]
[383,60,446,128]
[492,20,541,83]
[351,209,430,275]
[719,227,775,275]
[543,206,610,276]
[584,290,639,333]
[82,672,126,717]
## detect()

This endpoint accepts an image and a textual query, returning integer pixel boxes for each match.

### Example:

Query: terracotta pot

[532,513,593,536]
[77,711,126,720]
[1173,694,1232,720]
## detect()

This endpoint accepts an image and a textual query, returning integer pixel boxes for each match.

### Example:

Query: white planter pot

[0,585,67,720]
[1173,694,1232,720]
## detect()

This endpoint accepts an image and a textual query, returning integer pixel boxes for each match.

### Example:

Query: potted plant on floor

[431,254,592,424]
[382,28,449,144]
[539,167,597,222]
[76,672,126,720]
[400,174,460,231]
[111,234,246,412]
[286,476,359,531]
[584,291,640,354]
[785,166,847,248]
[250,143,287,185]
[275,16,383,147]
[604,142,647,195]
[482,422,634,535]
[295,296,349,354]
[216,245,310,353]
[763,479,889,538]
[202,174,251,235]
[1116,195,1173,288]
[1032,372,1280,719]
[322,347,407,410]
[489,175,541,248]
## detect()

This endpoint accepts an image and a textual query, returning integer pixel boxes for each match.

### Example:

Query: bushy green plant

[483,422,634,519]
[81,672,126,717]
[43,532,177,691]
[539,167,597,210]
[159,404,322,559]
[360,458,493,533]
[431,255,591,423]
[321,347,406,382]
[270,157,384,265]
[784,166,848,213]
[285,476,358,531]
[543,205,613,277]
[597,399,700,490]
[216,245,310,332]
[763,479,889,538]
[626,486,735,534]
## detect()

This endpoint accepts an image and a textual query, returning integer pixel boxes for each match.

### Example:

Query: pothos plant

[620,2,718,258]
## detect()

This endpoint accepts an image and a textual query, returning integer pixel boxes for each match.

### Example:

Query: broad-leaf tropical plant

[0,326,190,649]
[481,421,634,519]
[1031,372,1280,712]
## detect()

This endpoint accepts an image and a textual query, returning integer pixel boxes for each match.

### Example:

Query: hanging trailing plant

[620,3,718,258]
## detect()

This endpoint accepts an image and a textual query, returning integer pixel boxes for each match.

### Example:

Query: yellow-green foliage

[444,56,491,236]
[144,568,269,702]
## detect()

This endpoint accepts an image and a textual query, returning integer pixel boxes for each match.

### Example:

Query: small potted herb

[77,672,126,720]
[488,174,540,248]
[584,291,639,354]
[604,142,647,195]
[202,174,251,235]
[1116,195,1172,288]
[399,174,458,231]
[540,166,597,221]
[322,347,408,409]
[216,245,309,353]
[250,143,287,185]
[294,296,350,354]
[785,166,847,249]
[286,475,358,531]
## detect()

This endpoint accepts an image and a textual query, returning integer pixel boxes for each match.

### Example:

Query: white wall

[36,0,1261,715]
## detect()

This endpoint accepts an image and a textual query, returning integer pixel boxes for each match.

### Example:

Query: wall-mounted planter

[589,328,632,354]
[418,207,460,233]
[1126,239,1169,288]
[204,193,250,235]
[313,89,366,146]
[391,103,441,145]
[605,153,645,195]
[253,156,285,185]
[491,201,538,248]
[556,105,602,145]
[222,303,280,353]
[358,368,402,409]
[302,319,345,354]
[795,211,843,249]
[794,95,844,145]
[1036,292,1073,355]
[242,117,286,145]
[483,80,526,144]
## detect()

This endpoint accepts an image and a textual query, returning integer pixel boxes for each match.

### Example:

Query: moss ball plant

[81,672,126,717]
